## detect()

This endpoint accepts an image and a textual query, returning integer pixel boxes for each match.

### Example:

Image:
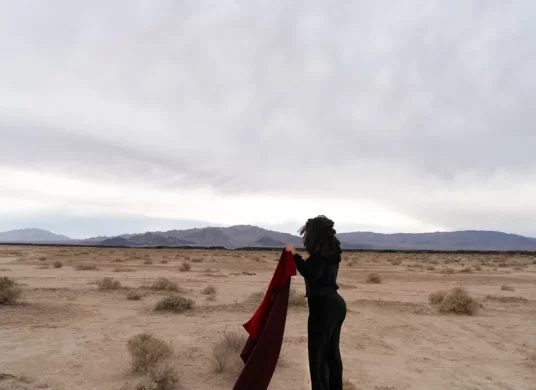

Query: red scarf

[233,250,297,390]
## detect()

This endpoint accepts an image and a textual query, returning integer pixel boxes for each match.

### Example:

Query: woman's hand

[284,244,297,255]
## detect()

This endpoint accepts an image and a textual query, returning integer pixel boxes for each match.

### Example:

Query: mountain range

[1,226,536,251]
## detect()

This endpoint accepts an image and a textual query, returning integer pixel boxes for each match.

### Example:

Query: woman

[285,215,346,390]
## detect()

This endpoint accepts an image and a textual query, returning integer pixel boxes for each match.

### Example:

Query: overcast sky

[1,1,535,238]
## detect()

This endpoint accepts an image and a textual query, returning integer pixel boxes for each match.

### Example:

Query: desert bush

[501,284,515,291]
[136,364,179,390]
[429,290,447,305]
[144,259,154,265]
[202,285,217,295]
[38,255,47,261]
[127,333,173,373]
[97,277,121,290]
[473,264,482,271]
[53,261,63,269]
[0,276,22,305]
[179,262,191,272]
[485,295,528,303]
[114,268,135,272]
[160,259,168,264]
[498,262,508,268]
[441,267,455,275]
[75,264,98,271]
[127,290,143,300]
[151,277,180,292]
[191,257,203,263]
[438,287,479,315]
[458,267,473,273]
[155,296,195,313]
[426,265,436,271]
[366,273,382,284]
[289,289,307,307]
[513,266,524,271]
[113,258,124,262]
[391,259,402,266]
[212,331,247,373]
[343,379,357,390]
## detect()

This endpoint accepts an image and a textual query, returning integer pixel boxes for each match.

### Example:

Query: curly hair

[298,215,342,262]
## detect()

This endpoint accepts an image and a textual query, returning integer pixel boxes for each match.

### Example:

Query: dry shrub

[191,258,203,263]
[155,296,195,313]
[528,352,536,368]
[438,287,479,315]
[202,285,217,295]
[441,267,455,275]
[426,265,436,271]
[366,273,381,284]
[513,266,524,271]
[429,290,447,305]
[212,331,247,373]
[127,333,173,373]
[97,277,121,290]
[114,267,135,272]
[151,277,180,292]
[474,264,482,271]
[38,256,47,261]
[343,379,357,390]
[136,364,179,390]
[53,261,63,269]
[485,295,528,303]
[127,290,143,300]
[0,276,22,305]
[498,262,508,268]
[144,259,154,265]
[179,262,191,272]
[501,284,515,291]
[391,259,402,266]
[113,258,124,262]
[245,291,264,306]
[75,264,98,271]
[160,259,168,264]
[458,267,473,274]
[289,289,307,307]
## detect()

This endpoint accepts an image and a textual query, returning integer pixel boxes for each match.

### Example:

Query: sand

[1,246,535,390]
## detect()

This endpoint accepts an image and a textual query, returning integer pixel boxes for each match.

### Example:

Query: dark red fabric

[233,250,297,390]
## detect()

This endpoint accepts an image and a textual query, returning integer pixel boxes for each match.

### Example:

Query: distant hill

[4,226,536,251]
[0,228,71,242]
[338,230,536,251]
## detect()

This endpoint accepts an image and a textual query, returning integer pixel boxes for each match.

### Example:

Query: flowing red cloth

[233,249,297,390]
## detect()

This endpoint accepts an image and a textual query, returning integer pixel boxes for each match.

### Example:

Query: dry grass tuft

[151,277,180,292]
[160,259,168,264]
[474,264,482,271]
[498,262,509,268]
[53,261,63,269]
[0,276,22,305]
[113,267,135,272]
[501,284,515,291]
[441,267,455,275]
[179,262,191,272]
[144,259,154,265]
[155,296,195,313]
[289,289,307,307]
[212,331,247,374]
[202,285,217,295]
[135,364,179,390]
[191,257,203,263]
[74,264,99,271]
[97,277,122,290]
[391,259,402,266]
[458,267,473,273]
[438,287,479,315]
[127,333,173,373]
[426,265,436,271]
[429,290,447,305]
[366,273,382,284]
[38,255,47,261]
[127,290,143,300]
[343,379,357,390]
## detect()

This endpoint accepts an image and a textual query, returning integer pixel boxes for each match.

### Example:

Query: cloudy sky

[1,1,535,238]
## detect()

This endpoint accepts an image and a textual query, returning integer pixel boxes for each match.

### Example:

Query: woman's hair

[298,215,342,262]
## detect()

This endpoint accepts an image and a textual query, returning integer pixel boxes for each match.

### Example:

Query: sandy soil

[1,246,535,390]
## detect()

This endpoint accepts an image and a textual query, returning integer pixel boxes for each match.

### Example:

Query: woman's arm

[292,253,327,284]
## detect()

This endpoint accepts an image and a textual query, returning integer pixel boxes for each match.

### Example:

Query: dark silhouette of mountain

[100,237,135,247]
[338,230,536,251]
[250,236,286,247]
[0,228,71,242]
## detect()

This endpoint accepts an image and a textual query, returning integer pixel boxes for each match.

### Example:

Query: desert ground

[1,245,535,390]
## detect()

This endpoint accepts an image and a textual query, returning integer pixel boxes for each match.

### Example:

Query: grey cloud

[1,1,535,234]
